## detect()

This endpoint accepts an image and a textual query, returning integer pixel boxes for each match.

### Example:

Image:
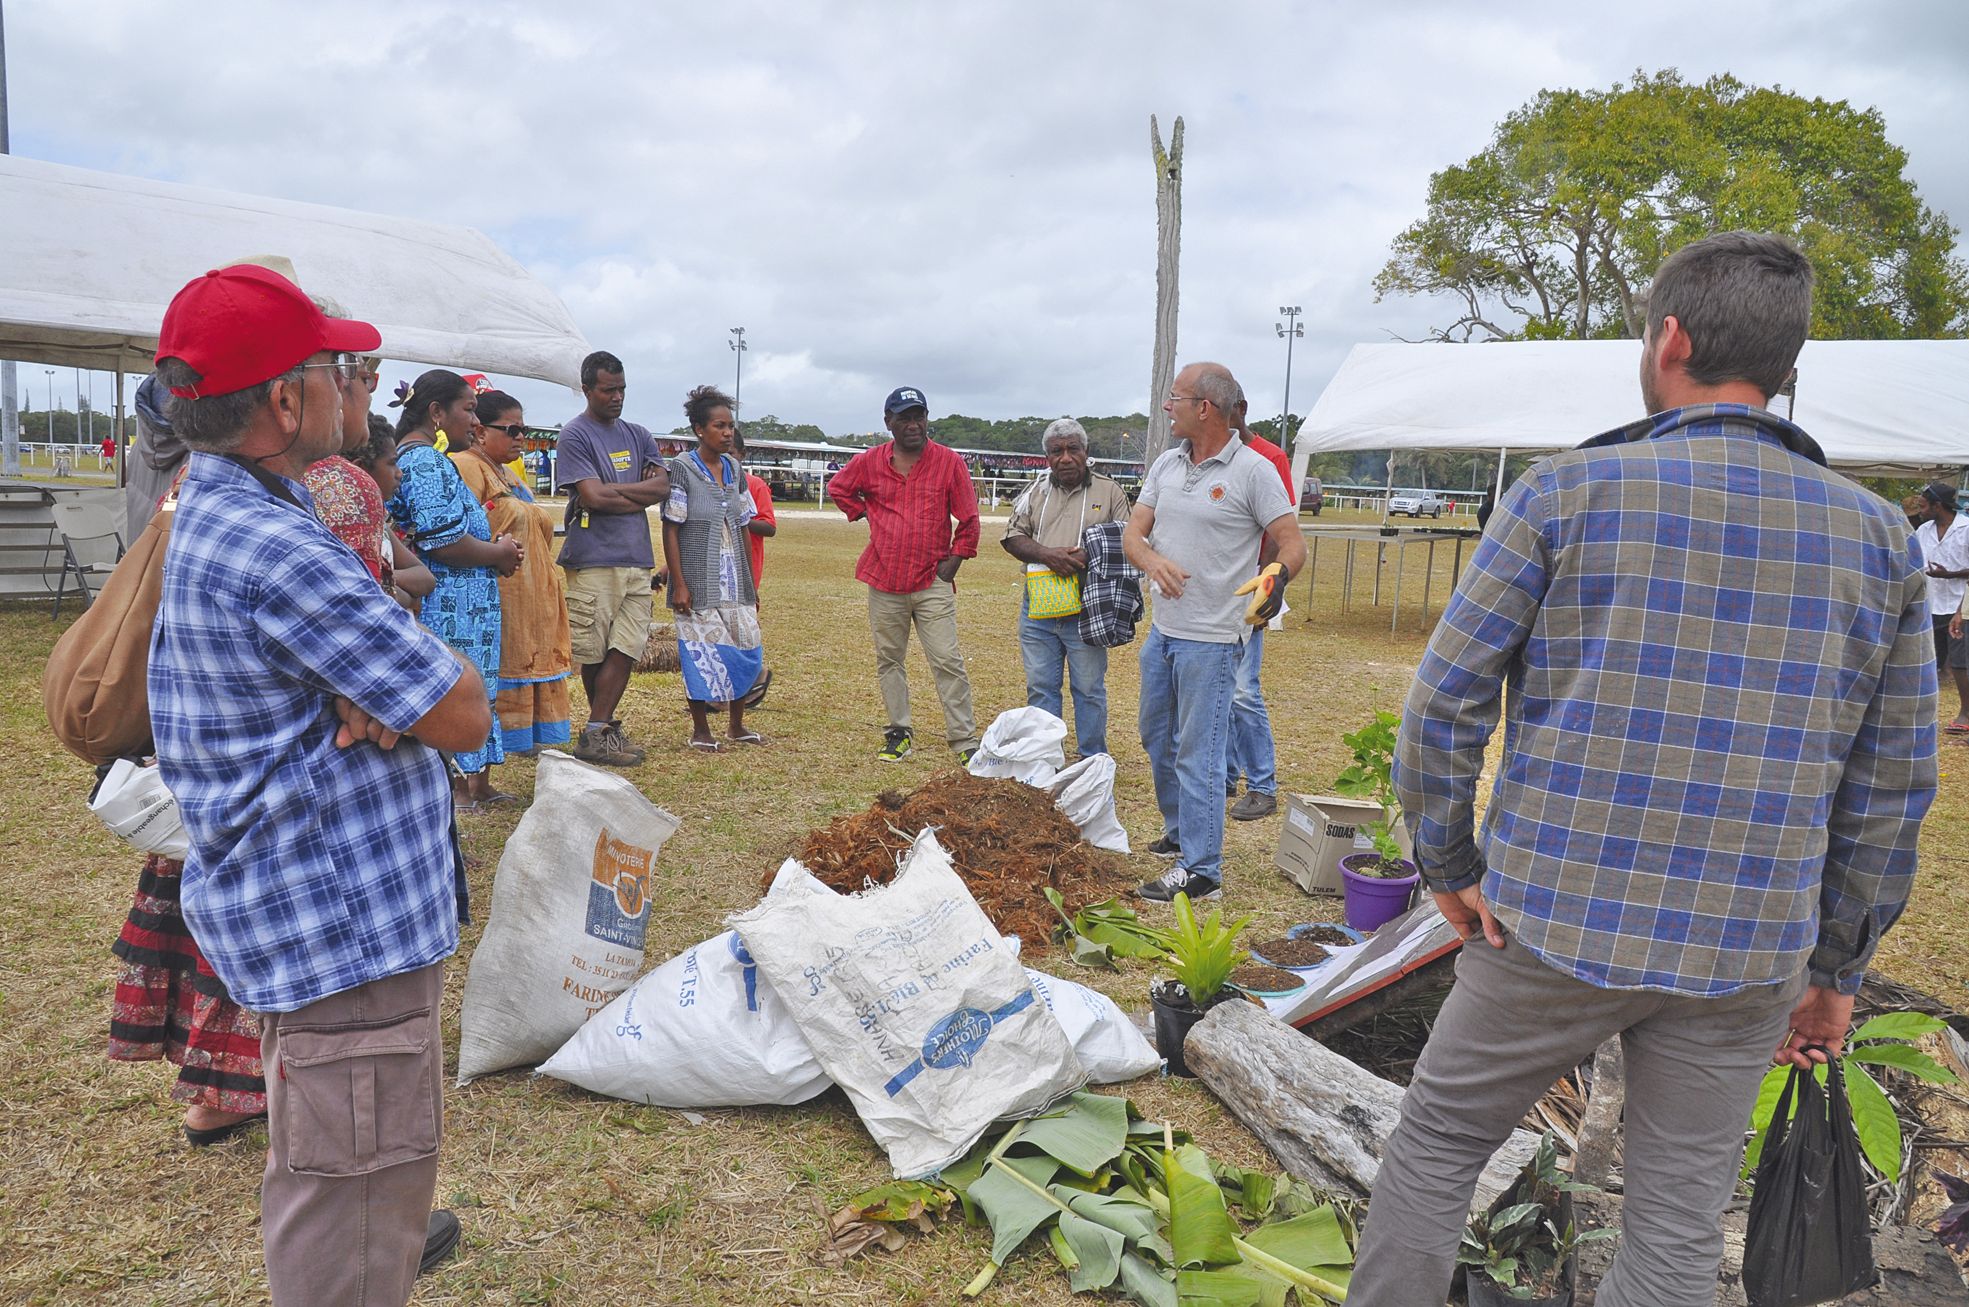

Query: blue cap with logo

[885,386,929,416]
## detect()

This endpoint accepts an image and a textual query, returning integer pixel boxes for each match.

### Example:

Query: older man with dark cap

[1914,480,1969,730]
[828,386,983,762]
[147,264,490,1305]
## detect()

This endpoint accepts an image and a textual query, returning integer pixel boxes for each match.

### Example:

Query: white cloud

[7,0,1964,435]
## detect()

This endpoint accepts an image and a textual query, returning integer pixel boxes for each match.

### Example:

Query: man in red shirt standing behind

[828,387,982,763]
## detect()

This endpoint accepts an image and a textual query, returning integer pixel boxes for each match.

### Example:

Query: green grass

[2,512,1963,1304]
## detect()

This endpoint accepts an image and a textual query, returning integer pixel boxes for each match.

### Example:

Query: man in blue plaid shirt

[1350,233,1938,1305]
[148,265,493,1306]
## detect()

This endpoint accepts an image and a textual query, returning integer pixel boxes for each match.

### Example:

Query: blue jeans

[1225,625,1276,795]
[1138,627,1240,884]
[1020,592,1110,756]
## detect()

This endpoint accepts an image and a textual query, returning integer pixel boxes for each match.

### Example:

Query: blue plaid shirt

[1396,405,1937,997]
[150,453,467,1013]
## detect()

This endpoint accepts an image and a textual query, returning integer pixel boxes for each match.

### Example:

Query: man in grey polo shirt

[1125,362,1307,901]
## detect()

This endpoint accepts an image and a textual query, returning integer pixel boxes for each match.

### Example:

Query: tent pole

[1492,446,1507,509]
[114,365,126,490]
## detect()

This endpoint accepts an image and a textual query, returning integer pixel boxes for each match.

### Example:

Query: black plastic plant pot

[1466,1271,1571,1307]
[1149,980,1237,1078]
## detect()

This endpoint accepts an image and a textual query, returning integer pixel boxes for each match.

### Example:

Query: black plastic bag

[1742,1059,1877,1306]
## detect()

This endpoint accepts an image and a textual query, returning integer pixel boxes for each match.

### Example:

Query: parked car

[1388,491,1446,518]
[1299,476,1324,515]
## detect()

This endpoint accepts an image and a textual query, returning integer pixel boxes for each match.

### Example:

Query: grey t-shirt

[555,412,663,570]
[1138,439,1296,643]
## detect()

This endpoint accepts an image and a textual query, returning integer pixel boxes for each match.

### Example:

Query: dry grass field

[2,509,1964,1305]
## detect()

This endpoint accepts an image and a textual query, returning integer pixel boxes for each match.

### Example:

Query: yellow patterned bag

[1025,563,1084,619]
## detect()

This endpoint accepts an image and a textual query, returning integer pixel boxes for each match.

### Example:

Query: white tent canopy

[1290,340,1969,482]
[0,155,590,386]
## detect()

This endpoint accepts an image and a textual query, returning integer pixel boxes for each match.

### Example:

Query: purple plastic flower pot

[1339,853,1420,932]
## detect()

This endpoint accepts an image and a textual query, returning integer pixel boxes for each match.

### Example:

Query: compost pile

[785,772,1135,949]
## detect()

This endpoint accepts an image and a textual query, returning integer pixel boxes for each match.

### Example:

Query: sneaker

[575,722,644,767]
[1136,866,1222,903]
[1146,834,1182,858]
[1229,791,1278,821]
[419,1209,462,1276]
[878,728,912,763]
[955,746,977,767]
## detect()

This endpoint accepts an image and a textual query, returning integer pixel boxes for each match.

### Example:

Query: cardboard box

[1275,793,1386,894]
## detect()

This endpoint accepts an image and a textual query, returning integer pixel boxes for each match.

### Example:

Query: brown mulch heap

[783,771,1136,951]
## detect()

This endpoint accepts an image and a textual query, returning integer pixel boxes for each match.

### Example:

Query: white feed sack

[537,929,831,1108]
[456,751,681,1083]
[1023,967,1160,1084]
[730,833,1086,1177]
[1046,753,1130,853]
[965,706,1068,785]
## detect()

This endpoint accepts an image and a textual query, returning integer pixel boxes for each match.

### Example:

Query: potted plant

[1147,891,1251,1078]
[1332,710,1421,931]
[1457,1133,1613,1306]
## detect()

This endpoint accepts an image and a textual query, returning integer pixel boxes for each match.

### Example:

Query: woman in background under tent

[661,384,766,750]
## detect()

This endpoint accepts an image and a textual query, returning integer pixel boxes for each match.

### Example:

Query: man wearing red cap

[147,264,491,1305]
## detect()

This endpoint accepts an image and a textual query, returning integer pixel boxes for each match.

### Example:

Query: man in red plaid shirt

[829,387,983,762]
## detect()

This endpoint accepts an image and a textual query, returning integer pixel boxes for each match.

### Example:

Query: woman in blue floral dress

[387,369,523,806]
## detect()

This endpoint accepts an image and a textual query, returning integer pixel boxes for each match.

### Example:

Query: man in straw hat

[147,263,488,1304]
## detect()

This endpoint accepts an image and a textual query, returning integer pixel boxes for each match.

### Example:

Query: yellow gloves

[1234,562,1287,625]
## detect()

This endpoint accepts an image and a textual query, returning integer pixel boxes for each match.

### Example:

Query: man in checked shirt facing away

[1348,232,1939,1306]
[827,386,983,763]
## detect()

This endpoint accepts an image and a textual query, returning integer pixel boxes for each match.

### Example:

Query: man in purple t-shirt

[556,350,669,766]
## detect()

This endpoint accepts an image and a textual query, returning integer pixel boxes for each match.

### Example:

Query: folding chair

[50,500,125,620]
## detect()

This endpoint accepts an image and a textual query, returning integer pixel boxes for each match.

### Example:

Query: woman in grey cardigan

[661,385,766,750]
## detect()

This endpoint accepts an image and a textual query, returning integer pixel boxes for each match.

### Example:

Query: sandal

[184,1111,268,1148]
[688,738,724,753]
[480,791,521,806]
[740,669,774,709]
[1946,719,1969,734]
[728,730,765,746]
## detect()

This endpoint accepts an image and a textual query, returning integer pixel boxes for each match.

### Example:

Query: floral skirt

[109,855,266,1113]
[677,605,764,704]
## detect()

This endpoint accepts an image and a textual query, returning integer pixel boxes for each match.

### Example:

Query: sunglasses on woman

[478,422,527,437]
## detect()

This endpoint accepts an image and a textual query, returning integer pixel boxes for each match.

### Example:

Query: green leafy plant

[1743,1011,1961,1183]
[1457,1132,1613,1301]
[1333,709,1411,874]
[1162,892,1252,1007]
[1046,889,1171,970]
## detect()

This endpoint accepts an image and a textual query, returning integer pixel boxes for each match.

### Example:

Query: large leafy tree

[1375,69,1969,342]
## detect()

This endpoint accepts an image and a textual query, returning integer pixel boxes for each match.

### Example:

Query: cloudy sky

[7,0,1966,437]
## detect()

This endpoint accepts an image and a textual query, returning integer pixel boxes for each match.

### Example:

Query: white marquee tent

[0,154,590,386]
[1289,340,1969,488]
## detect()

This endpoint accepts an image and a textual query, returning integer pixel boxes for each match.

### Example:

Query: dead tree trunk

[1143,114,1184,470]
[1186,999,1540,1211]
[1571,1037,1625,1188]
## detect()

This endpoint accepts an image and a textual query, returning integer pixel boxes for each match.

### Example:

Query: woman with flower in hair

[661,384,765,750]
[387,369,522,805]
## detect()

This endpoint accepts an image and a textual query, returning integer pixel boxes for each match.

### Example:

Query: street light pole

[1275,306,1303,449]
[728,327,747,413]
[0,0,19,477]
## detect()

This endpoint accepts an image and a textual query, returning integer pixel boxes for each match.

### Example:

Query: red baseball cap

[155,264,382,398]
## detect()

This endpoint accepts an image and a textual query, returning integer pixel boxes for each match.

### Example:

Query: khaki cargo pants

[867,580,978,750]
[260,962,446,1307]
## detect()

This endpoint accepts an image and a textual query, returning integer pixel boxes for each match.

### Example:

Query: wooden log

[1571,1037,1626,1188]
[1185,998,1540,1211]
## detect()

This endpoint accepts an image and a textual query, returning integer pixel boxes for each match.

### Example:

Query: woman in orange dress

[452,391,573,754]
